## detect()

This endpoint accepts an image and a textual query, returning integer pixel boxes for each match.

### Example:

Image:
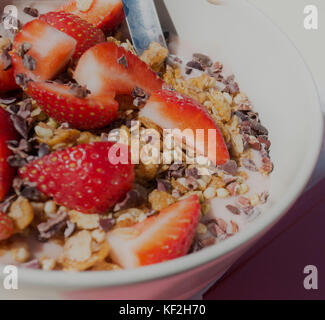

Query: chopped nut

[216,188,229,198]
[196,223,207,235]
[239,183,249,194]
[249,194,260,206]
[40,257,56,271]
[44,200,57,216]
[69,210,99,230]
[35,123,54,139]
[148,190,175,211]
[203,187,216,200]
[8,197,34,231]
[91,229,106,243]
[10,242,30,263]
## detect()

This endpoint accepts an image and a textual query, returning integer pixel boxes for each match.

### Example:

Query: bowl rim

[0,0,323,289]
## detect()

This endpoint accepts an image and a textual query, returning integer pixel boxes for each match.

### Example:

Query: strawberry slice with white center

[27,81,118,130]
[73,42,163,96]
[39,11,106,60]
[19,142,134,214]
[107,195,201,268]
[139,89,230,165]
[60,0,125,32]
[12,19,77,81]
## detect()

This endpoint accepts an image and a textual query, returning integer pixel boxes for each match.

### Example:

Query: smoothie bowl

[0,0,322,299]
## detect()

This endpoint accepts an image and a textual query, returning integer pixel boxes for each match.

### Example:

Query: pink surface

[204,178,325,300]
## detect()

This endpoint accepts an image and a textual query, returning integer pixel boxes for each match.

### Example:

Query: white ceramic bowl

[0,0,323,299]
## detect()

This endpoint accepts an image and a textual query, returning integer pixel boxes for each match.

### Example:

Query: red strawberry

[0,108,19,201]
[107,195,201,268]
[0,212,14,241]
[73,41,163,96]
[60,0,125,32]
[12,19,77,81]
[0,54,19,92]
[27,81,118,130]
[19,142,134,214]
[140,89,230,165]
[39,11,106,60]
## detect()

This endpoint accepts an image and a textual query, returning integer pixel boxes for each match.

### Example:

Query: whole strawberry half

[39,11,106,60]
[74,41,163,96]
[12,19,77,81]
[27,81,118,130]
[0,108,19,201]
[140,89,230,165]
[107,195,201,268]
[60,0,125,32]
[0,212,14,241]
[19,142,134,214]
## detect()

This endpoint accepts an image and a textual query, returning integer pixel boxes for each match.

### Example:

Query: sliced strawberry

[73,42,163,96]
[39,11,106,60]
[12,19,77,81]
[0,212,14,241]
[0,108,19,201]
[60,0,125,32]
[27,81,118,130]
[19,142,134,214]
[139,89,230,165]
[107,195,200,268]
[0,54,19,92]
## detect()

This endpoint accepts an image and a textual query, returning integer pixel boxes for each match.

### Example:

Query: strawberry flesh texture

[19,142,134,214]
[0,57,19,92]
[12,19,77,81]
[140,89,230,165]
[60,0,125,32]
[73,41,163,96]
[107,195,201,268]
[0,108,19,201]
[0,212,14,241]
[27,81,118,130]
[39,11,106,60]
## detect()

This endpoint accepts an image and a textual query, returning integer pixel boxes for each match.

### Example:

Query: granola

[0,3,272,271]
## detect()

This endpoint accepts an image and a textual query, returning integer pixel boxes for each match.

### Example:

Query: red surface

[204,178,325,300]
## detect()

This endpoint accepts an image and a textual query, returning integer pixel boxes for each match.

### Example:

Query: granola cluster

[0,35,272,271]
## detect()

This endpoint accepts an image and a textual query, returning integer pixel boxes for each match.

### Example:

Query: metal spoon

[121,0,167,55]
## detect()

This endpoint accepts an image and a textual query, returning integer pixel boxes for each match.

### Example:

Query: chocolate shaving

[132,86,149,106]
[1,49,12,71]
[192,53,213,68]
[114,184,148,211]
[0,194,17,213]
[167,164,185,179]
[260,191,270,204]
[186,60,204,71]
[99,218,116,232]
[64,221,76,238]
[38,209,68,241]
[156,179,172,193]
[117,55,128,68]
[7,154,27,168]
[241,158,258,172]
[0,97,17,105]
[17,42,32,58]
[23,7,39,17]
[38,143,51,158]
[218,160,238,176]
[10,114,28,139]
[68,83,90,99]
[185,167,200,179]
[15,73,29,89]
[22,259,40,269]
[22,54,36,71]
[226,205,241,215]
